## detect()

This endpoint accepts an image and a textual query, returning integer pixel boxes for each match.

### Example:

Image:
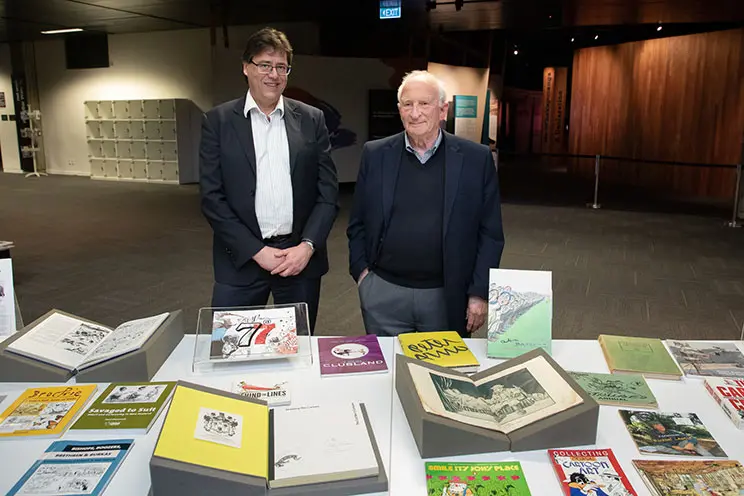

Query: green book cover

[71,381,176,433]
[568,371,658,408]
[598,335,682,379]
[425,461,532,496]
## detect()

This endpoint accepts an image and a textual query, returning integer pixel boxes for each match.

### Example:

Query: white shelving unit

[84,99,202,184]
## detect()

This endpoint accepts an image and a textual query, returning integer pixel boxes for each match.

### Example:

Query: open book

[6,311,169,371]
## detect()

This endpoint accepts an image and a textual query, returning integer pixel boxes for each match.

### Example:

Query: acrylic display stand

[395,348,599,458]
[192,303,313,374]
[74,310,184,383]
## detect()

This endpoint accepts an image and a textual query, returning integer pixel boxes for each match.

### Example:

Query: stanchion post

[586,154,602,209]
[726,163,742,228]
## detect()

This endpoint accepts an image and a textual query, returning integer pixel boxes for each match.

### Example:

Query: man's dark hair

[242,27,293,65]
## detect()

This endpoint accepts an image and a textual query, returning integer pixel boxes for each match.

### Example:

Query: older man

[347,70,504,337]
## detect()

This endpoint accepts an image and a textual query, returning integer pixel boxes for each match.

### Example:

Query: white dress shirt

[244,90,293,239]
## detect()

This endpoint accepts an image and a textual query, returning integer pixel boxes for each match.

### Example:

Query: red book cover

[549,448,637,496]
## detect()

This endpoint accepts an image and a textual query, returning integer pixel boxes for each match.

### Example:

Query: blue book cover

[7,439,134,495]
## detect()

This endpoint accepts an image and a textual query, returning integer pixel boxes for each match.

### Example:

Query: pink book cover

[318,335,388,376]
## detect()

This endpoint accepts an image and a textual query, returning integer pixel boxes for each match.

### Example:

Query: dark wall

[568,28,744,198]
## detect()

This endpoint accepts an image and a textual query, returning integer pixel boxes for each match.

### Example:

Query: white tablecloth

[0,337,743,496]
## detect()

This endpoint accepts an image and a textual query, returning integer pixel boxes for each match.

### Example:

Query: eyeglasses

[249,59,291,76]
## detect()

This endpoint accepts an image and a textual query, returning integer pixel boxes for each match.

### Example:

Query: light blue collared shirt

[404,130,443,165]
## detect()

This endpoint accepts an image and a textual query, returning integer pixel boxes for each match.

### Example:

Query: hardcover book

[704,377,744,429]
[210,307,298,361]
[598,335,682,380]
[666,341,744,377]
[549,448,637,496]
[318,335,388,376]
[632,459,744,496]
[425,461,532,496]
[398,331,479,373]
[6,439,134,496]
[0,385,97,438]
[71,381,176,434]
[568,371,658,409]
[487,268,552,359]
[6,311,170,371]
[270,403,379,488]
[232,380,291,407]
[619,410,727,458]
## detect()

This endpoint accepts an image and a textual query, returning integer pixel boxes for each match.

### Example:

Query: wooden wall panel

[568,29,744,199]
[564,0,744,26]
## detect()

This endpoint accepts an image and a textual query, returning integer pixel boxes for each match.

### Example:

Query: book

[425,461,532,495]
[6,439,134,496]
[153,382,269,479]
[487,269,552,358]
[549,448,637,496]
[598,335,682,380]
[210,307,298,361]
[0,385,97,438]
[568,371,658,408]
[704,377,744,429]
[632,459,744,496]
[398,331,479,373]
[318,335,388,376]
[232,380,291,407]
[270,403,379,488]
[666,340,744,377]
[619,410,727,458]
[407,353,583,433]
[6,311,170,371]
[70,381,176,434]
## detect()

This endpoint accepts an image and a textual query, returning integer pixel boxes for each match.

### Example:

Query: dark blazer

[347,131,504,334]
[200,95,339,285]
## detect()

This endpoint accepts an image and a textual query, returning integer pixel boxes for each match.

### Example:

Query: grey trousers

[358,271,448,337]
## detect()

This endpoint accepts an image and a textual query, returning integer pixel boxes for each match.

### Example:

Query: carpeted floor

[1,172,743,340]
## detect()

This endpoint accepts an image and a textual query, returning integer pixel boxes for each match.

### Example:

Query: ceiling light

[571,37,575,42]
[657,25,662,31]
[513,50,518,55]
[594,34,599,40]
[41,28,83,34]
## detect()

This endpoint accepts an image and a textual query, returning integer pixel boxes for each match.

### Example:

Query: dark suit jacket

[347,131,504,334]
[200,96,339,285]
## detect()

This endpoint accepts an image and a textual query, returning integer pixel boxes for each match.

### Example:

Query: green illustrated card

[71,381,176,433]
[569,371,658,409]
[487,269,552,359]
[425,461,532,496]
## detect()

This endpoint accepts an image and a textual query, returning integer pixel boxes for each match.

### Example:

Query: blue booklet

[7,439,133,495]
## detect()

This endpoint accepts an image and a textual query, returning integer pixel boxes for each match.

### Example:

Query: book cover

[71,382,176,433]
[318,335,388,376]
[704,377,744,429]
[210,308,298,361]
[425,461,532,496]
[666,341,744,377]
[398,331,479,373]
[549,448,637,496]
[619,410,727,458]
[487,269,552,359]
[568,371,657,408]
[153,383,269,478]
[6,439,134,496]
[232,381,291,407]
[0,385,97,438]
[598,335,682,380]
[632,459,744,496]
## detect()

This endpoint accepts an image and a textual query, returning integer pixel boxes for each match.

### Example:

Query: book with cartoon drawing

[209,308,298,361]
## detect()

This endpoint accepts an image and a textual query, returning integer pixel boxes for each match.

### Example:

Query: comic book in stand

[210,307,298,361]
[549,448,637,496]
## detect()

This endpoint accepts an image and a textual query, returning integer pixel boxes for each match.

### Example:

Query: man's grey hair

[397,70,448,105]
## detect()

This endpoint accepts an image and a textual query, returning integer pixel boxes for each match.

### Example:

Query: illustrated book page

[666,340,744,377]
[210,307,298,361]
[568,371,658,408]
[425,461,532,496]
[549,448,637,496]
[632,460,744,496]
[408,355,583,433]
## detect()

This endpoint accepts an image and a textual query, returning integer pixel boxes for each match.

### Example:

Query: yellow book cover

[398,331,480,372]
[154,384,269,479]
[0,384,97,438]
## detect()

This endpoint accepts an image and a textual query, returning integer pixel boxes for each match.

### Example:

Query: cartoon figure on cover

[567,473,610,496]
[442,481,474,496]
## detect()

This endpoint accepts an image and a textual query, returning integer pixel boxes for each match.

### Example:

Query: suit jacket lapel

[283,101,303,176]
[382,133,405,229]
[443,136,463,239]
[231,97,257,176]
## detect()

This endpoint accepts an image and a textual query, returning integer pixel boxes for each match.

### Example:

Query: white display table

[0,337,742,496]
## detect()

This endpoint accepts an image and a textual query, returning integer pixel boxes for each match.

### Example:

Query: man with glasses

[200,27,338,333]
[347,71,504,337]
